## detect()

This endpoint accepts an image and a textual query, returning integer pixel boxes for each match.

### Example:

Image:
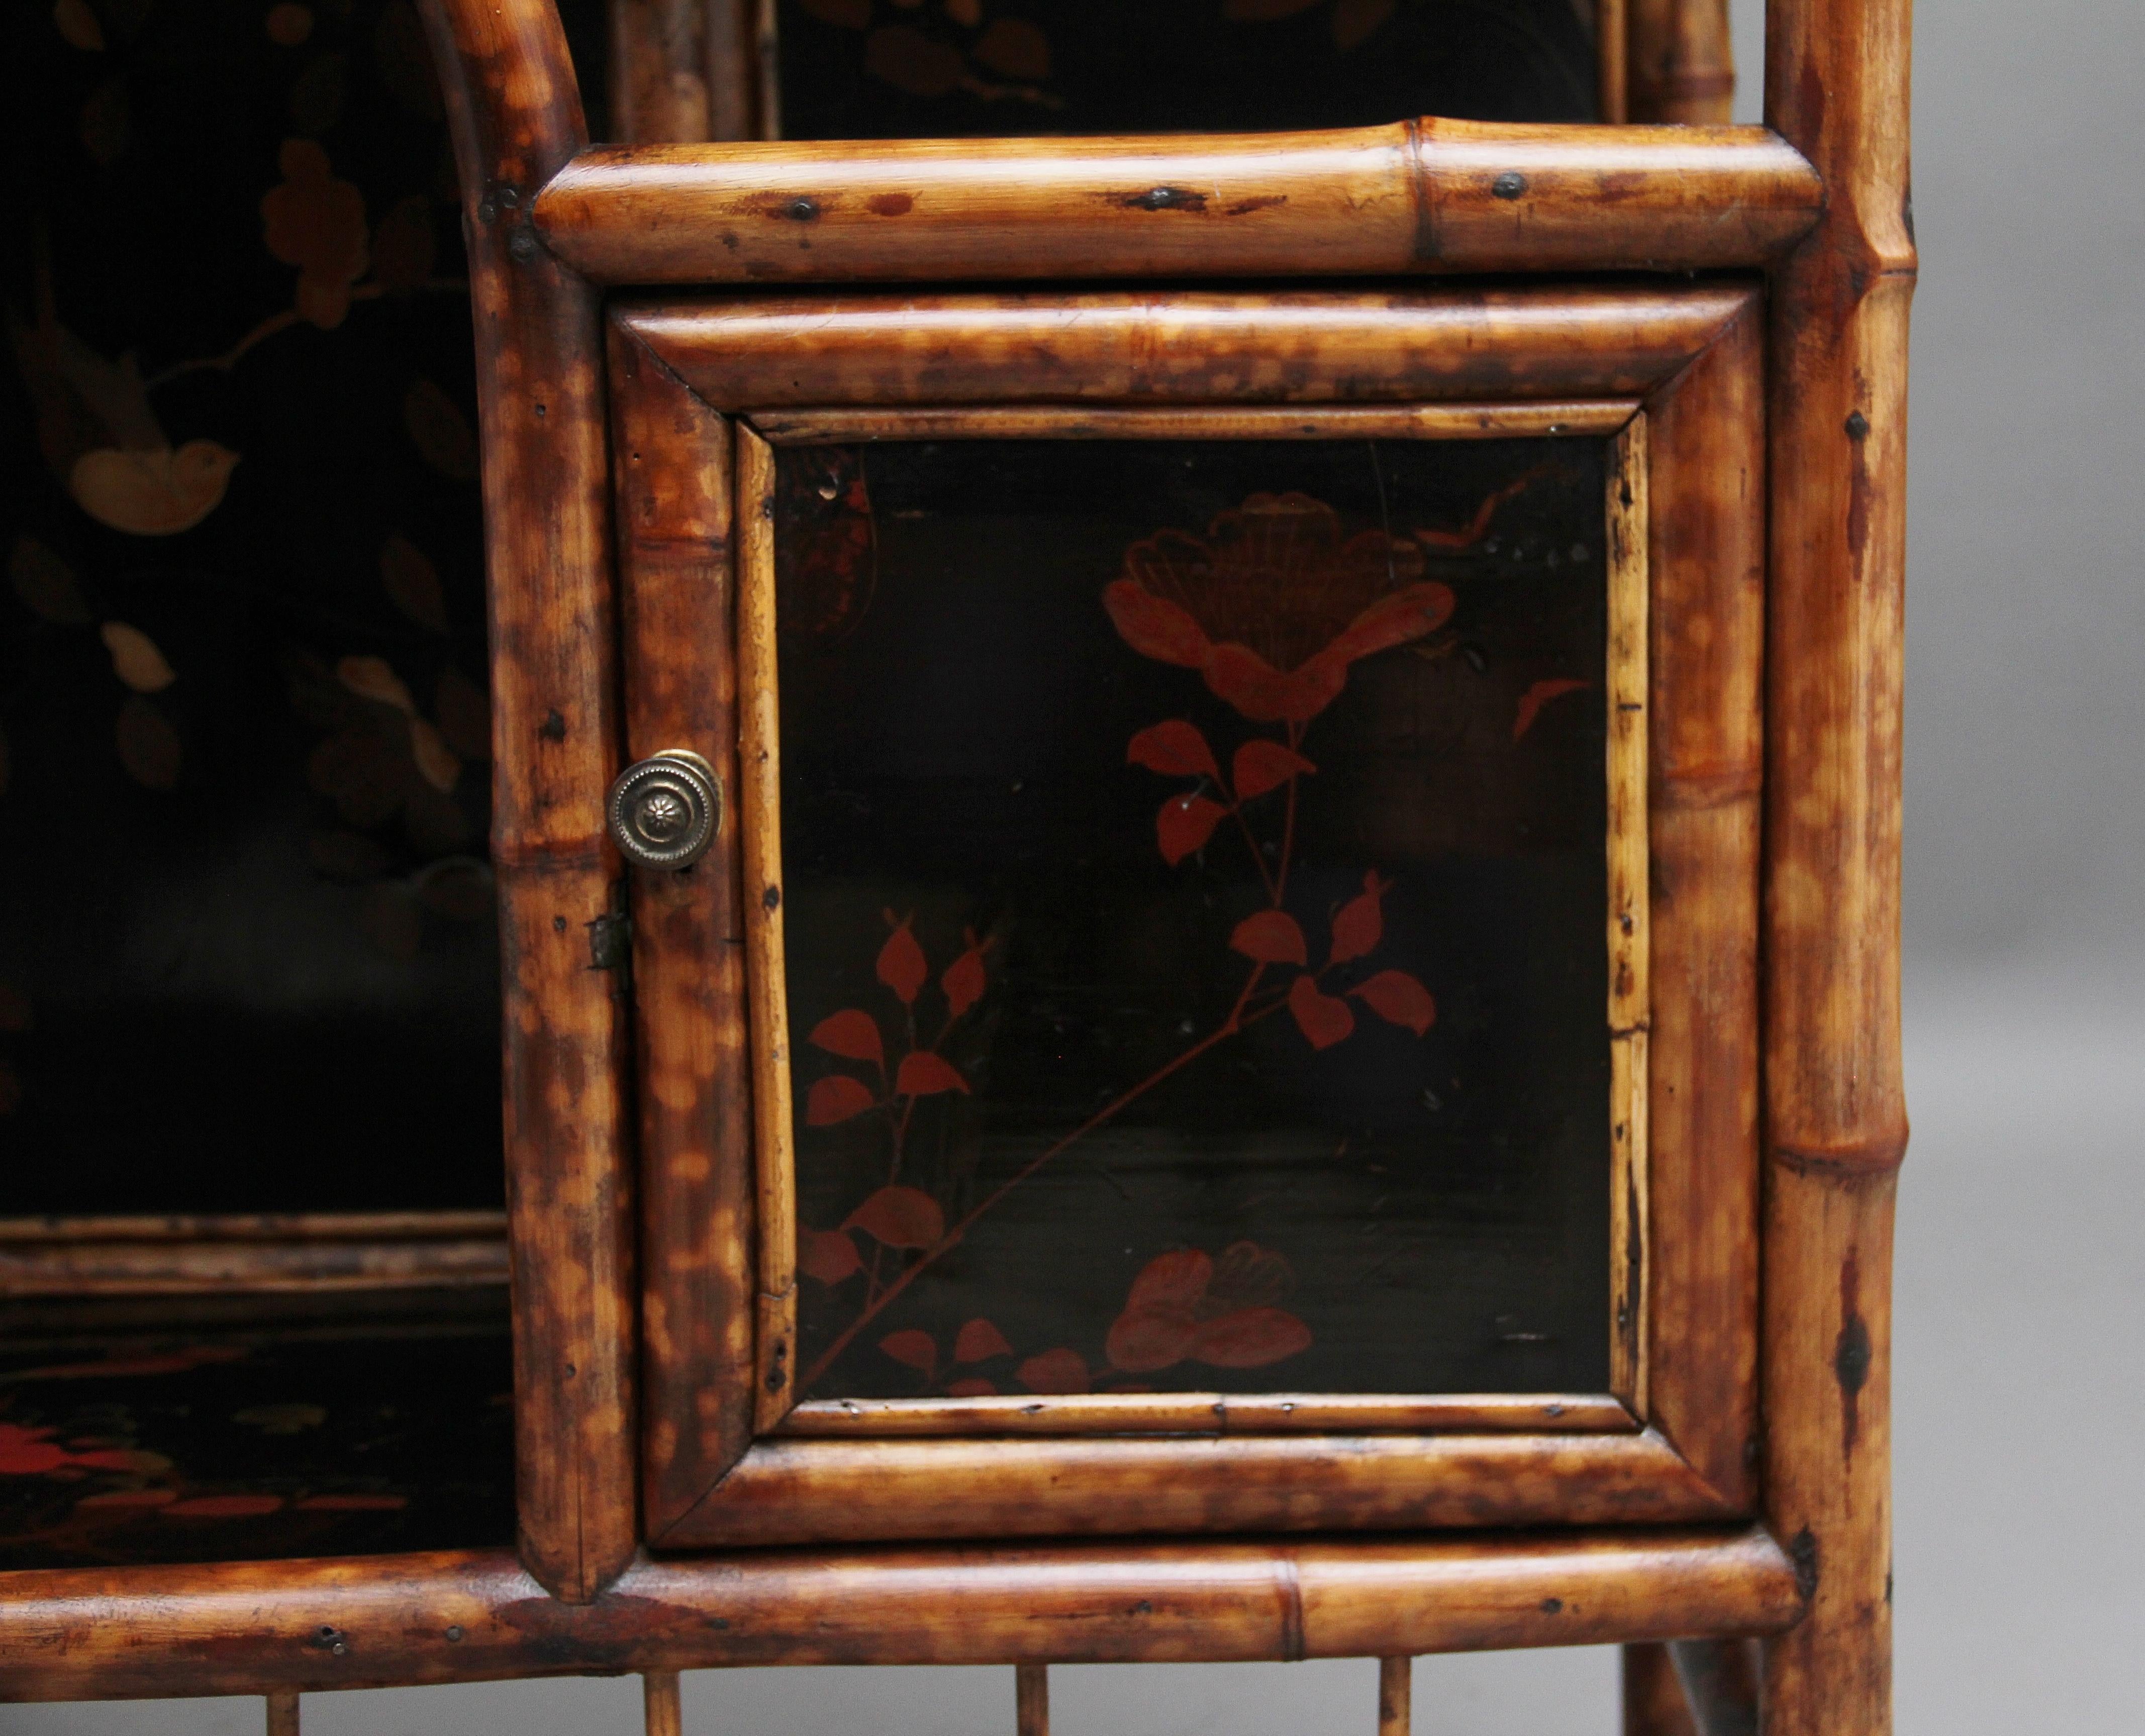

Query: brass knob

[607,751,721,870]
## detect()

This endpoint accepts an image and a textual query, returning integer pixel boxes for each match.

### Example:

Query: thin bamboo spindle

[645,1669,684,1736]
[1627,0,1736,123]
[1016,1663,1049,1736]
[1762,0,1916,1730]
[265,1693,300,1736]
[1623,1642,1698,1736]
[1378,1656,1412,1736]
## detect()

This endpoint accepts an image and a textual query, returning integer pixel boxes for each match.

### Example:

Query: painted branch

[606,323,757,1538]
[1623,1642,1698,1736]
[531,121,1821,286]
[0,1212,508,1296]
[1639,297,1766,1506]
[620,286,1756,412]
[777,1393,1634,1438]
[0,1528,1800,1701]
[1627,0,1736,124]
[663,1431,1740,1549]
[1761,0,1916,1727]
[1378,1656,1412,1736]
[417,0,635,1604]
[1016,1663,1049,1736]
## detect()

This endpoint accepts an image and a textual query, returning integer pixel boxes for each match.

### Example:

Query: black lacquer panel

[776,437,1613,1402]
[775,0,1599,140]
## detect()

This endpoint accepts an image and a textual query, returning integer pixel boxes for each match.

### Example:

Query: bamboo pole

[1626,0,1736,123]
[644,1669,683,1736]
[1761,0,1916,1730]
[531,122,1821,286]
[416,0,636,1604]
[265,1693,300,1736]
[1015,1663,1049,1736]
[1378,1657,1412,1736]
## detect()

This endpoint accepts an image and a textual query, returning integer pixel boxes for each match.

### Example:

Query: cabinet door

[613,284,1763,1548]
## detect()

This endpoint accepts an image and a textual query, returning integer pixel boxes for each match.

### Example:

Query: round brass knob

[607,751,721,870]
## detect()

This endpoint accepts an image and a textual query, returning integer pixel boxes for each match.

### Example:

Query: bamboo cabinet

[0,0,1910,1731]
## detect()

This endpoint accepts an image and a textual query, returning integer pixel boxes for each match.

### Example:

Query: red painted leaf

[879,1329,937,1374]
[1156,793,1228,866]
[1204,642,1341,724]
[1106,1306,1200,1373]
[845,1184,945,1249]
[946,1376,998,1397]
[1102,578,1209,667]
[941,930,990,1018]
[804,1073,878,1127]
[954,1317,1015,1363]
[1127,719,1220,781]
[1123,1248,1212,1314]
[1288,975,1356,1050]
[1514,677,1591,742]
[1230,909,1308,966]
[1350,969,1437,1036]
[799,1227,863,1284]
[1328,870,1392,964]
[1016,1348,1092,1394]
[1191,1307,1313,1369]
[809,1008,884,1066]
[1232,739,1316,799]
[896,1051,969,1097]
[0,1426,67,1474]
[876,913,928,1004]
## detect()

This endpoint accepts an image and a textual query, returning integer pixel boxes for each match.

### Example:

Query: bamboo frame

[730,400,1650,1440]
[616,289,1763,1550]
[534,122,1820,287]
[0,1213,508,1297]
[1606,415,1652,1418]
[0,1528,1799,1702]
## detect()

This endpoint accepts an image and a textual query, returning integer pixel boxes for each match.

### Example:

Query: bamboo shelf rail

[533,120,1823,286]
[0,1527,1799,1703]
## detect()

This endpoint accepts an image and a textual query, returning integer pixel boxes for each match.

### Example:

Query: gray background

[8,0,2141,1728]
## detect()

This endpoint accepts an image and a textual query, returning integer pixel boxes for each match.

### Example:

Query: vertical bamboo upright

[1763,3,1916,1736]
[1626,0,1736,123]
[417,0,638,1603]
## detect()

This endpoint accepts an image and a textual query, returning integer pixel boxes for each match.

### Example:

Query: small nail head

[1492,171,1528,200]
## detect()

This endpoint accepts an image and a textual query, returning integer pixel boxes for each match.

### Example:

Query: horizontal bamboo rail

[532,120,1822,286]
[0,1528,1802,1702]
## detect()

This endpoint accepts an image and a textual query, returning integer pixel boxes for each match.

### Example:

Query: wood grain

[531,122,1819,286]
[607,321,758,1538]
[417,0,635,1604]
[662,1431,1740,1549]
[1761,0,1916,1726]
[777,1394,1635,1438]
[0,1527,1800,1700]
[0,1213,507,1296]
[621,286,1758,413]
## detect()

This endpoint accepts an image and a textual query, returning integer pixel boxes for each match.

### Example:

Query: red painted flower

[1105,494,1454,724]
